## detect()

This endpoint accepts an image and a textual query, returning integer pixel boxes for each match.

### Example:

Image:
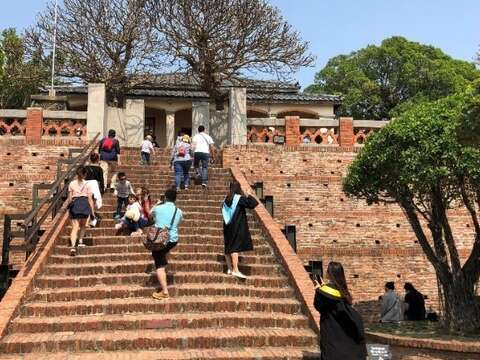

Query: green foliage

[306,36,480,119]
[0,28,49,109]
[343,93,479,206]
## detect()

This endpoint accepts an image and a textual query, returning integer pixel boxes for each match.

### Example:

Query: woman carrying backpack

[171,134,192,191]
[99,129,121,190]
[313,262,367,360]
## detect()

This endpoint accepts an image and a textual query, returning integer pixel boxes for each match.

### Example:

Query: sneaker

[184,186,189,190]
[201,183,207,188]
[70,248,76,256]
[114,223,123,230]
[227,269,232,275]
[176,188,181,192]
[114,214,121,220]
[231,271,247,279]
[77,241,86,248]
[152,291,169,300]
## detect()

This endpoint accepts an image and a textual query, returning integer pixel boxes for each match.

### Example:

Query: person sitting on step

[150,188,183,300]
[222,181,258,279]
[136,187,152,223]
[115,194,147,236]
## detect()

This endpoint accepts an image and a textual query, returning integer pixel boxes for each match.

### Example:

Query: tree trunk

[440,274,480,334]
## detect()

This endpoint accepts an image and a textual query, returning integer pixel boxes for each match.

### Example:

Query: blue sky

[1,0,479,88]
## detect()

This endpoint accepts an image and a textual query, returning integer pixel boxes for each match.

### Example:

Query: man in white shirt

[191,125,215,188]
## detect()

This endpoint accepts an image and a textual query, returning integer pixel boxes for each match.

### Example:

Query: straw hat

[182,134,191,143]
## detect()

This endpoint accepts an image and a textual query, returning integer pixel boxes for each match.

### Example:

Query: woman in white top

[67,166,95,256]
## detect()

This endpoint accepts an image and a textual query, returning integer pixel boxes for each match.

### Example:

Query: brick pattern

[338,117,354,147]
[222,146,477,323]
[285,116,301,146]
[0,155,322,358]
[25,108,43,144]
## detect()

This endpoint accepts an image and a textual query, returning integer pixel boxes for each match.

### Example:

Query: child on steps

[115,194,147,236]
[114,172,135,219]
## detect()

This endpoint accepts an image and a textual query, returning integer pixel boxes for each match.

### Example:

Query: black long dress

[223,195,259,254]
[314,284,367,360]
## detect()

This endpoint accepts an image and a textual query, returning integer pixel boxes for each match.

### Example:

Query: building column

[166,110,175,147]
[228,87,247,145]
[125,99,145,147]
[87,83,106,140]
[338,117,354,147]
[25,107,43,145]
[192,101,210,136]
[285,116,301,146]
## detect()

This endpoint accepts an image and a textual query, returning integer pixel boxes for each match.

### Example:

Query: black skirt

[69,197,91,219]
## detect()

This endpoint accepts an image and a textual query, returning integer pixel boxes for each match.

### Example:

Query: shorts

[151,242,177,269]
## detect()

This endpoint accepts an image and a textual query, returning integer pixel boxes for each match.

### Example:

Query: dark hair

[165,189,177,203]
[385,282,395,290]
[128,193,138,201]
[198,125,205,133]
[117,172,126,179]
[327,262,353,304]
[404,282,416,292]
[225,181,242,206]
[177,130,185,137]
[90,153,100,163]
[108,129,116,138]
[76,166,87,180]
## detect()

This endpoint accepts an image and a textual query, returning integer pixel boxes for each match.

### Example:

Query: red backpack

[177,143,187,157]
[102,138,114,151]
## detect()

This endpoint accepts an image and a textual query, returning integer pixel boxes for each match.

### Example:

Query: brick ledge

[230,167,320,334]
[0,211,69,338]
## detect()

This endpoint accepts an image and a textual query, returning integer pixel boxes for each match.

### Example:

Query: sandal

[70,247,76,256]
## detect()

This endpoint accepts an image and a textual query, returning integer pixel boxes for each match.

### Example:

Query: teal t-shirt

[151,202,183,243]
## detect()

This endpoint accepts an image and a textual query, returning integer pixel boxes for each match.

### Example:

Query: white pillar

[87,83,106,140]
[228,87,247,145]
[166,110,175,147]
[192,101,210,136]
[124,99,145,147]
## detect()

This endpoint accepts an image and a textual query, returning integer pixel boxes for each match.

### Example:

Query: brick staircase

[0,149,320,359]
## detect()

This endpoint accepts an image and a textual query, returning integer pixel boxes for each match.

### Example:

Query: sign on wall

[367,344,392,360]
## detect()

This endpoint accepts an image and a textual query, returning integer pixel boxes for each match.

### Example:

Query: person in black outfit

[85,153,105,194]
[314,262,367,360]
[222,181,258,279]
[404,282,426,321]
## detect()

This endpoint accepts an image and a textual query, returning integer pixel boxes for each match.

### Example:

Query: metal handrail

[1,133,100,295]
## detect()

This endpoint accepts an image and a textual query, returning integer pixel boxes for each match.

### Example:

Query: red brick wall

[223,145,476,322]
[0,140,84,269]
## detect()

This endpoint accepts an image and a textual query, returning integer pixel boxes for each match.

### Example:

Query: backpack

[143,208,178,251]
[102,138,114,152]
[177,143,187,157]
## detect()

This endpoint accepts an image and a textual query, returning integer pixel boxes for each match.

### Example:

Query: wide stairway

[0,149,320,359]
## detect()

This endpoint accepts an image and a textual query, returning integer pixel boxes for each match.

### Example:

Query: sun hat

[182,134,191,143]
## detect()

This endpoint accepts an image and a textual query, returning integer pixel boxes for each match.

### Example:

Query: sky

[0,0,479,89]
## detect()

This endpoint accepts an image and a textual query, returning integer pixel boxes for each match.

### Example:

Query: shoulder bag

[143,207,178,251]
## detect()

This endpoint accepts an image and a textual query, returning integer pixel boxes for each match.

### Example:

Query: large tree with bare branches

[148,0,314,102]
[28,0,162,104]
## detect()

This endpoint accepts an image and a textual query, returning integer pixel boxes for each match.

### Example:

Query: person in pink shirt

[66,166,95,256]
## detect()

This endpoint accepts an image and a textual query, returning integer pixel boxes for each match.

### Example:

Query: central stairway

[0,149,320,359]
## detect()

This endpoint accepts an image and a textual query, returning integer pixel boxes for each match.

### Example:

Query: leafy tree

[148,0,314,103]
[29,0,163,104]
[306,37,480,119]
[0,28,49,108]
[343,93,480,333]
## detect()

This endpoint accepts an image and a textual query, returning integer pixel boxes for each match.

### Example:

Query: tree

[306,37,480,119]
[28,0,163,104]
[343,93,480,333]
[148,0,314,103]
[0,28,49,108]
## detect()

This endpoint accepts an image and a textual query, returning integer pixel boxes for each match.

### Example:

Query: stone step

[35,271,287,289]
[58,233,264,246]
[0,347,320,360]
[48,251,276,265]
[42,260,282,277]
[98,203,226,211]
[85,218,244,228]
[0,327,316,354]
[12,310,307,333]
[30,283,295,303]
[62,227,262,237]
[20,296,303,317]
[52,243,273,256]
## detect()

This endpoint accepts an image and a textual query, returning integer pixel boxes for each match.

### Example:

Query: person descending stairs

[0,148,321,359]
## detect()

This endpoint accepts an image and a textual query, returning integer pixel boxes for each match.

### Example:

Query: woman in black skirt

[66,166,95,256]
[222,181,258,279]
[313,262,367,360]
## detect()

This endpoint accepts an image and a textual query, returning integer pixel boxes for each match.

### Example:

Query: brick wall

[223,145,476,322]
[0,140,84,269]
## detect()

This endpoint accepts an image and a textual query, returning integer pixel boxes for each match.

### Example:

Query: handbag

[143,207,178,251]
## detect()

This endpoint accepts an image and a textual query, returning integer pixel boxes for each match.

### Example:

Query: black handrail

[1,133,100,295]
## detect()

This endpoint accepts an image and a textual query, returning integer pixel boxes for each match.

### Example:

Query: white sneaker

[231,271,247,279]
[114,223,123,230]
[77,240,86,248]
[227,269,232,275]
